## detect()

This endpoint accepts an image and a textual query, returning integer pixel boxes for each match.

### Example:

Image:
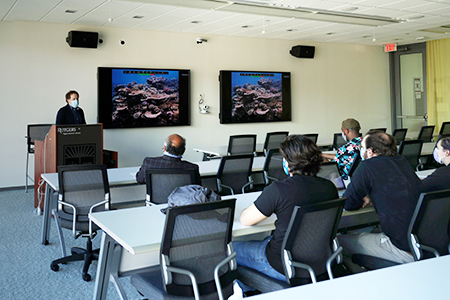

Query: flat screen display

[98,67,190,129]
[219,70,291,124]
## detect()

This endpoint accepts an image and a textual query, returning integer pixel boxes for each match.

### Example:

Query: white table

[89,192,378,300]
[248,255,450,300]
[40,157,267,245]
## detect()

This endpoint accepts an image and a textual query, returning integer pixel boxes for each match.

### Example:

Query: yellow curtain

[427,38,450,134]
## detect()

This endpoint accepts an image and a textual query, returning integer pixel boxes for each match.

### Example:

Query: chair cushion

[130,266,234,300]
[351,254,400,270]
[237,266,290,293]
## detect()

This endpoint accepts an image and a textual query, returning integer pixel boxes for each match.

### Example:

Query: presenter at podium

[55,90,87,125]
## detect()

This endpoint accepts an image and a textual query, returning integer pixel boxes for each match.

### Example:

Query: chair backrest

[369,128,387,133]
[161,199,236,298]
[398,140,423,170]
[57,164,110,235]
[418,125,435,142]
[302,134,319,144]
[145,168,200,205]
[393,128,408,145]
[227,134,257,156]
[263,132,289,155]
[27,124,53,153]
[317,162,346,190]
[281,198,346,285]
[332,133,346,150]
[347,150,361,179]
[217,154,254,195]
[263,149,288,186]
[439,122,450,136]
[408,189,450,261]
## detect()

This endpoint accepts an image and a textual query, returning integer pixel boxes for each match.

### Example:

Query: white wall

[0,21,390,188]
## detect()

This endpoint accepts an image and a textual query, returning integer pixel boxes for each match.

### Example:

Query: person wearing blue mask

[338,130,424,266]
[233,135,338,285]
[322,118,362,180]
[135,134,200,184]
[55,90,87,125]
[422,136,450,192]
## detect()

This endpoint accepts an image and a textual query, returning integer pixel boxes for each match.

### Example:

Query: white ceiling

[1,0,450,46]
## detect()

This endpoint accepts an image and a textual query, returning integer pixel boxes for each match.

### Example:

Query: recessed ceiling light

[286,29,297,32]
[133,15,144,19]
[65,10,77,14]
[415,36,426,40]
[241,25,252,28]
[191,20,202,24]
[362,35,371,38]
[341,7,358,12]
[408,15,425,20]
[326,32,336,35]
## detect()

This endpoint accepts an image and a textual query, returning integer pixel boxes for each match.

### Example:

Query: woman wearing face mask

[422,136,450,192]
[55,90,87,125]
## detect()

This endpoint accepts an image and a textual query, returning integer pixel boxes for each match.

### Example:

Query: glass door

[391,43,427,138]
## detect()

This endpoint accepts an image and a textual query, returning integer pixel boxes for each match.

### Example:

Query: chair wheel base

[50,263,59,272]
[82,273,91,282]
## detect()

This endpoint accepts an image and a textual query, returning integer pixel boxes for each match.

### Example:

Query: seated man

[234,135,338,282]
[323,118,362,180]
[422,135,450,192]
[338,131,424,264]
[135,134,200,184]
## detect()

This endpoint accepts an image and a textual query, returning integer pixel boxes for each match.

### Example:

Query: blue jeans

[233,236,286,289]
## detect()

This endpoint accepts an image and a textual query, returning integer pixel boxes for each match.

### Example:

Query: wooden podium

[34,124,104,209]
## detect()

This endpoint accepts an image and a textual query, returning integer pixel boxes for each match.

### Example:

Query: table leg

[93,232,116,300]
[41,183,54,245]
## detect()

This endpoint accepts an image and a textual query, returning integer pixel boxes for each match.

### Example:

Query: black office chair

[227,134,257,156]
[369,128,387,133]
[393,128,408,145]
[398,140,424,171]
[352,189,450,270]
[237,198,346,292]
[302,134,319,144]
[130,199,237,300]
[263,131,289,156]
[145,168,200,205]
[263,149,288,186]
[332,133,346,150]
[417,125,435,142]
[50,164,110,281]
[439,122,450,137]
[25,123,52,192]
[216,154,254,195]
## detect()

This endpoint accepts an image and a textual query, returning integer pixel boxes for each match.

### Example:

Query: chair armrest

[214,252,237,300]
[165,266,200,300]
[326,246,343,279]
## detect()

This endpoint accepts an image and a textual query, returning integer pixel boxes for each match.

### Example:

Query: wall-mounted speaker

[290,45,315,59]
[66,31,99,49]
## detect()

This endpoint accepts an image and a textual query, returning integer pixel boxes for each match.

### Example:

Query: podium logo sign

[57,127,81,136]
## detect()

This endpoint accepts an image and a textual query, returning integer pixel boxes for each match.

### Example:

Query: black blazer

[55,104,86,125]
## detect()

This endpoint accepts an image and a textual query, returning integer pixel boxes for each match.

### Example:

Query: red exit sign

[384,43,397,52]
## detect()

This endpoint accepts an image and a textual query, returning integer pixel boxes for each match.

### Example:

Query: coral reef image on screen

[111,69,180,127]
[231,72,283,122]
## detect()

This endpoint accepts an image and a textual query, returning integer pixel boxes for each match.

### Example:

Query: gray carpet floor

[0,189,142,299]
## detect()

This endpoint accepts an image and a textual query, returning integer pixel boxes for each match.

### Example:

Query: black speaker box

[66,31,98,49]
[290,45,315,59]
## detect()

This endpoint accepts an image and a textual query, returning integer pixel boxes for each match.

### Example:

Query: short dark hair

[65,90,79,102]
[440,135,450,150]
[279,135,323,176]
[364,130,397,156]
[165,135,186,156]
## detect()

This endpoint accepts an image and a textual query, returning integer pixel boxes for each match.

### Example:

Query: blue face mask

[433,147,443,164]
[360,148,365,161]
[70,100,79,109]
[283,159,290,176]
